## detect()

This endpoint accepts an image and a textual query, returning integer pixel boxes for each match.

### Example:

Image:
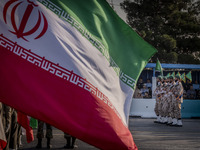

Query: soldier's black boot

[64,137,71,149]
[71,137,78,149]
[47,138,52,149]
[36,138,42,149]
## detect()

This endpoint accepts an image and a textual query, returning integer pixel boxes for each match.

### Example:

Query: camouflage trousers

[162,100,169,117]
[170,100,181,119]
[167,100,172,117]
[37,120,53,139]
[154,99,159,116]
[158,101,163,116]
[163,98,174,117]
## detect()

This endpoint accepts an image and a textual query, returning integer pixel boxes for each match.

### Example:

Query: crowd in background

[182,80,200,100]
[133,78,200,100]
[133,78,152,99]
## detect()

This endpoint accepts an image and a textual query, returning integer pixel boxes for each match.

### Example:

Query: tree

[120,0,200,64]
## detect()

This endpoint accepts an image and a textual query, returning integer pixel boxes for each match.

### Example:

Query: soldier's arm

[178,84,183,96]
[5,105,13,133]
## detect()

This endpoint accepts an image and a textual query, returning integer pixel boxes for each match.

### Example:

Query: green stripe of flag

[40,0,157,88]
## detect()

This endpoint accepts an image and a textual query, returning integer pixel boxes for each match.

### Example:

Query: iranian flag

[0,0,157,149]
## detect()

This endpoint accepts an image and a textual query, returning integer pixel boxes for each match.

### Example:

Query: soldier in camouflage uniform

[154,76,162,123]
[1,105,22,149]
[36,120,53,149]
[171,75,183,127]
[159,76,167,123]
[9,109,20,150]
[157,76,165,123]
[161,78,170,124]
[0,102,6,150]
[2,104,12,150]
[166,76,175,125]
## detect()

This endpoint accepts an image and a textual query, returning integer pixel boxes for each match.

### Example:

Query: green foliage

[177,36,200,53]
[178,54,200,64]
[160,34,176,51]
[167,52,178,63]
[120,0,200,64]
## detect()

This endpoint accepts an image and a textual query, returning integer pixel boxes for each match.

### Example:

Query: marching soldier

[171,75,183,127]
[36,121,53,149]
[159,76,167,123]
[154,76,162,123]
[166,75,175,125]
[161,78,171,124]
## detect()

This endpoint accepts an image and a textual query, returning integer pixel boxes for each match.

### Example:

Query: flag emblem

[3,0,48,41]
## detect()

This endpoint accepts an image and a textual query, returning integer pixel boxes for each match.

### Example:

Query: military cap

[168,75,174,79]
[163,76,167,80]
[167,76,171,79]
[158,75,162,80]
[175,75,180,79]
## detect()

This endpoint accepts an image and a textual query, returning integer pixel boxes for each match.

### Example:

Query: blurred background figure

[64,133,77,149]
[145,79,152,90]
[187,85,196,99]
[36,121,53,149]
[137,78,144,90]
[192,80,200,91]
[133,87,142,98]
[140,84,149,97]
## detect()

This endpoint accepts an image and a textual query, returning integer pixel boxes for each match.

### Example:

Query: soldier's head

[169,75,174,83]
[165,76,169,82]
[162,76,167,83]
[157,75,162,82]
[175,75,180,82]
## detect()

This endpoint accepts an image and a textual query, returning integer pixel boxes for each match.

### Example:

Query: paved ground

[19,118,200,150]
[130,118,200,150]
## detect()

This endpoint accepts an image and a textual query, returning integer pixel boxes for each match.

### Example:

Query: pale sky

[106,0,127,22]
